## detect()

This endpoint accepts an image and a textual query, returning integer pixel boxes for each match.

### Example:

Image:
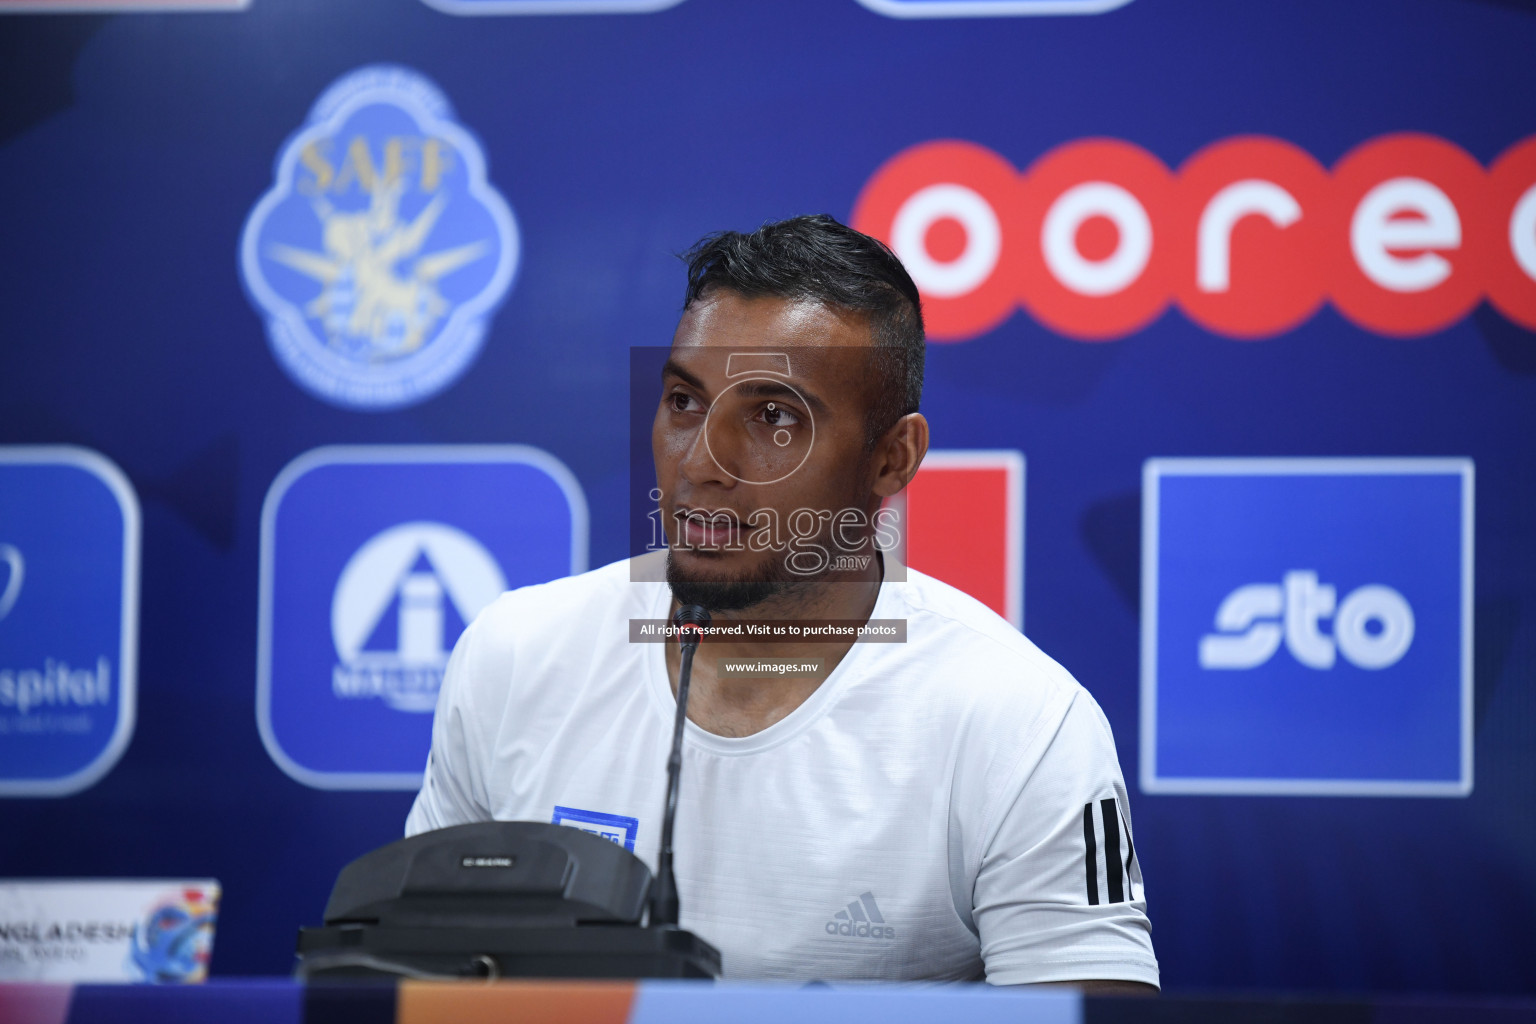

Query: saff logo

[258,446,587,789]
[240,65,518,411]
[1141,459,1473,797]
[0,447,140,798]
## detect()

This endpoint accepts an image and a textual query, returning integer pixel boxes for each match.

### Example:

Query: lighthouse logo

[257,445,587,789]
[330,522,506,713]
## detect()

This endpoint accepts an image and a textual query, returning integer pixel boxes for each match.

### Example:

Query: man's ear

[871,413,929,499]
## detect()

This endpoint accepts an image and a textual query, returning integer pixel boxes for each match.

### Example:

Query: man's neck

[663,558,884,738]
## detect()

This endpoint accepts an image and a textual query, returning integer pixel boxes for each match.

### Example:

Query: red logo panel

[896,451,1023,629]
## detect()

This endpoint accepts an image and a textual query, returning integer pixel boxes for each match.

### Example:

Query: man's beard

[665,548,804,612]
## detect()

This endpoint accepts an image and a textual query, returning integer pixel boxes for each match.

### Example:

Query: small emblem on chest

[826,891,895,939]
[551,805,639,852]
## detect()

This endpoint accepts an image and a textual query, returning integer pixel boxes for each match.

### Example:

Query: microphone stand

[650,604,710,927]
[294,605,724,980]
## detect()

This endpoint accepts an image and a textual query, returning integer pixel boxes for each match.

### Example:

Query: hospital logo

[240,65,518,410]
[259,445,587,789]
[331,522,506,713]
[0,447,140,798]
[0,544,22,623]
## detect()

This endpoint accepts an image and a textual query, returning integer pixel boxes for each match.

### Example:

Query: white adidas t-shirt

[405,556,1158,986]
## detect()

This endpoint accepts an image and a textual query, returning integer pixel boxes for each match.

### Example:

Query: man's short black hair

[681,214,924,449]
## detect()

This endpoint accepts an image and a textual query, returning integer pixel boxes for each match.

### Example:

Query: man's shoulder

[446,556,661,706]
[475,553,664,634]
[880,566,1086,726]
[897,567,1074,681]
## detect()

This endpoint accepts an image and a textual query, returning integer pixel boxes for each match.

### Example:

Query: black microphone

[649,603,710,928]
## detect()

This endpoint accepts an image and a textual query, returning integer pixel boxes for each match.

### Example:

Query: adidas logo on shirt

[825,892,895,939]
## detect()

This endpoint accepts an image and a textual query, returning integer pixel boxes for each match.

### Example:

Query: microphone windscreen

[673,604,710,647]
[672,604,711,630]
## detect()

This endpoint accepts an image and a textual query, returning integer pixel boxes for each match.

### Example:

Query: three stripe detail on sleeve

[1082,797,1137,906]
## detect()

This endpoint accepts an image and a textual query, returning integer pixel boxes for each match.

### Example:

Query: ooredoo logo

[852,134,1536,341]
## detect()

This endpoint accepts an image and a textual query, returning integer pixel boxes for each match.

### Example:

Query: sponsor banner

[241,65,518,411]
[257,446,587,789]
[0,448,139,798]
[0,880,218,983]
[855,0,1131,17]
[420,0,683,13]
[624,984,1082,1024]
[1141,458,1473,796]
[0,0,246,10]
[852,133,1536,341]
[889,450,1024,628]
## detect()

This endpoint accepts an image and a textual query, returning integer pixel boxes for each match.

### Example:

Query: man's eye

[670,392,702,413]
[761,402,800,427]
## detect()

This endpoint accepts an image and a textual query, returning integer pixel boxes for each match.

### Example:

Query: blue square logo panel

[258,446,587,790]
[0,447,139,797]
[1140,458,1473,797]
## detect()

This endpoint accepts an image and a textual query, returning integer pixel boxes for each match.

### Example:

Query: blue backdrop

[1,0,1534,993]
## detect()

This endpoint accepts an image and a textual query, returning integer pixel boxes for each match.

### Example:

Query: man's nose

[678,413,736,490]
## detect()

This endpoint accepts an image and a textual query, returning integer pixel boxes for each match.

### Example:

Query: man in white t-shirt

[407,215,1158,991]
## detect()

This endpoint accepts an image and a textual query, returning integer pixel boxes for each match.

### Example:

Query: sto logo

[1140,458,1471,796]
[1199,571,1414,671]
